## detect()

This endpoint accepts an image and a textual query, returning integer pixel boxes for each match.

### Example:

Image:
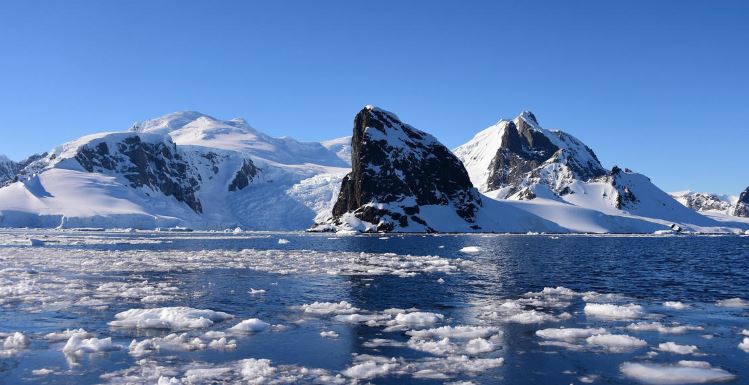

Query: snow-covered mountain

[669,190,736,214]
[316,106,483,232]
[321,136,352,165]
[454,112,739,233]
[0,112,350,229]
[0,108,745,233]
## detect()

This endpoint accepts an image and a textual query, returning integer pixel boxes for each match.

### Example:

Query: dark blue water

[1,231,748,384]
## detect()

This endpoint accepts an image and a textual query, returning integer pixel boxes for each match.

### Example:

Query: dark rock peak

[74,135,205,213]
[228,159,259,192]
[329,106,482,232]
[483,112,607,196]
[734,186,749,217]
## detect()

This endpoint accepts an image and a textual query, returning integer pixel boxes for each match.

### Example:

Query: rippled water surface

[1,230,748,384]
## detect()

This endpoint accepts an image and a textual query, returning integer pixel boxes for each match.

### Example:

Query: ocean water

[1,230,748,384]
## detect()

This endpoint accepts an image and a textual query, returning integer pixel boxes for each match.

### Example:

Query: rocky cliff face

[14,133,258,214]
[734,187,749,217]
[324,106,482,232]
[0,153,46,186]
[455,111,606,199]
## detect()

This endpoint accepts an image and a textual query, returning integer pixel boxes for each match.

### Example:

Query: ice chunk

[320,330,339,338]
[715,298,747,308]
[626,322,703,334]
[459,246,481,253]
[109,307,234,330]
[277,238,290,244]
[584,303,644,319]
[620,361,735,384]
[249,288,266,295]
[739,337,749,353]
[586,334,647,352]
[663,301,687,309]
[465,338,496,355]
[657,342,698,355]
[299,301,358,315]
[536,328,606,341]
[407,326,501,340]
[63,333,121,355]
[228,318,270,333]
[45,328,93,342]
[393,312,444,327]
[342,360,396,379]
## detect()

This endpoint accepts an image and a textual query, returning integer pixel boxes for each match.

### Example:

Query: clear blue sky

[1,1,747,194]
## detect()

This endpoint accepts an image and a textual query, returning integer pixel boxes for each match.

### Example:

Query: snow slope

[0,112,350,230]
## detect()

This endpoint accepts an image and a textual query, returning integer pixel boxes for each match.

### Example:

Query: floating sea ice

[63,333,121,355]
[333,313,392,324]
[228,318,270,333]
[1,331,30,356]
[663,301,688,309]
[739,337,749,353]
[459,246,481,253]
[31,368,54,376]
[45,328,93,342]
[584,303,644,319]
[248,288,266,295]
[109,307,234,330]
[320,330,339,338]
[392,312,444,328]
[129,333,209,356]
[342,360,397,379]
[626,322,703,334]
[715,298,747,308]
[407,326,502,340]
[465,338,497,355]
[299,301,358,315]
[277,238,290,244]
[585,334,647,353]
[536,328,607,341]
[657,342,699,355]
[620,361,735,384]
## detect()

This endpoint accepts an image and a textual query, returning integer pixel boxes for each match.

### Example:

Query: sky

[0,1,747,194]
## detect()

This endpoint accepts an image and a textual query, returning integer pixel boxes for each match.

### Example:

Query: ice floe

[109,307,234,330]
[299,301,358,315]
[657,342,699,355]
[128,332,236,357]
[715,297,747,308]
[536,328,607,341]
[0,332,30,357]
[627,322,703,334]
[585,334,648,352]
[584,303,644,319]
[320,330,339,338]
[63,333,121,355]
[228,318,270,333]
[459,246,481,253]
[663,301,688,309]
[620,361,735,384]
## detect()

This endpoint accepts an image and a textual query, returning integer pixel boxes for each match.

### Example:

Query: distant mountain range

[1,108,747,233]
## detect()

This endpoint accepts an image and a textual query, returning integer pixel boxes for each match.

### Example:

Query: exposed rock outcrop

[734,187,749,217]
[322,106,482,232]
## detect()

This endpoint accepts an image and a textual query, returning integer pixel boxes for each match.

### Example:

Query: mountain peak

[515,110,541,129]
